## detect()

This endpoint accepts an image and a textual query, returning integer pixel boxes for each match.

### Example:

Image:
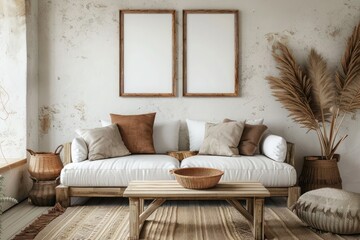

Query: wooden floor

[1,200,49,240]
[0,197,286,240]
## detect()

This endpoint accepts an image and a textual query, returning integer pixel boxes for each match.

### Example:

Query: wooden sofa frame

[56,142,300,208]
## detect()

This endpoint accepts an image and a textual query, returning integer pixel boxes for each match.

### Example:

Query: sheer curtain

[0,0,27,163]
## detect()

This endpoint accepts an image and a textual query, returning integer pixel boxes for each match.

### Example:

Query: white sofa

[56,121,300,208]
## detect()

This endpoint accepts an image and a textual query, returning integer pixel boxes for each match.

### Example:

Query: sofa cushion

[261,134,287,162]
[224,119,268,156]
[239,124,268,155]
[199,122,244,156]
[60,155,179,186]
[186,118,264,151]
[186,119,208,151]
[76,124,130,161]
[153,120,180,153]
[71,137,88,163]
[101,120,180,154]
[110,112,156,154]
[181,155,296,187]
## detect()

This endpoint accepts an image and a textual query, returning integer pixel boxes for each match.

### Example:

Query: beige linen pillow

[199,121,245,156]
[76,124,130,160]
[224,118,268,155]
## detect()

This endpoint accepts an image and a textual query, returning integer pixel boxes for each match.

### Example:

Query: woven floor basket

[299,157,342,193]
[27,145,64,181]
[29,177,60,206]
[171,167,224,189]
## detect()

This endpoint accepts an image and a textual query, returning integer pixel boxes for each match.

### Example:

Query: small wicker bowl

[170,167,224,189]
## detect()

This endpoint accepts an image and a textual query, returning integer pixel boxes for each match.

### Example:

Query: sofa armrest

[62,142,72,165]
[285,142,295,167]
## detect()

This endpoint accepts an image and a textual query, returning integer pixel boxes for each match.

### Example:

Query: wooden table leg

[227,199,253,223]
[246,197,254,216]
[253,198,265,240]
[139,198,144,213]
[129,197,140,240]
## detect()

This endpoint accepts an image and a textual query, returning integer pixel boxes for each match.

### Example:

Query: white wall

[26,0,39,152]
[37,0,360,192]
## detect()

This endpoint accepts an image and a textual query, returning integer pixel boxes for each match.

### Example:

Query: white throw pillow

[186,119,207,151]
[71,137,88,163]
[100,120,180,153]
[261,134,287,162]
[153,121,180,153]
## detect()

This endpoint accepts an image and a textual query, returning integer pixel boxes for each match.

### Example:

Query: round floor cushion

[292,188,360,234]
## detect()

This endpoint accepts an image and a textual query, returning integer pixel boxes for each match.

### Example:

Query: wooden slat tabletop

[123,180,270,198]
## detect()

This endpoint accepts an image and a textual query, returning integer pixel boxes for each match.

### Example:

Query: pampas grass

[266,22,360,160]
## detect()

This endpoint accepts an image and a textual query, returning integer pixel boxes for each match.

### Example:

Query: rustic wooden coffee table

[123,180,270,240]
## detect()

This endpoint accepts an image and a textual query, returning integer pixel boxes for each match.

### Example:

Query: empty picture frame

[120,10,176,97]
[183,10,239,97]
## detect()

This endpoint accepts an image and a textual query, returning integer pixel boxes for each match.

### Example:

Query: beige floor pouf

[292,188,360,234]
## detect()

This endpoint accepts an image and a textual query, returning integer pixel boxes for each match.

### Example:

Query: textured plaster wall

[37,0,360,192]
[26,0,39,152]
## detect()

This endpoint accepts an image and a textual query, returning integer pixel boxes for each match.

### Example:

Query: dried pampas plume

[266,21,360,160]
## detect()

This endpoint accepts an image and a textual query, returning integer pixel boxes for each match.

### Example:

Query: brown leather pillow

[110,113,156,154]
[223,119,268,156]
[239,124,268,155]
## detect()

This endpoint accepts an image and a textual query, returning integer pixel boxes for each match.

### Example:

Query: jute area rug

[33,198,359,240]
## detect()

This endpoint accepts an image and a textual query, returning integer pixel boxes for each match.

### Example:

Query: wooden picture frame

[183,10,239,97]
[120,10,177,97]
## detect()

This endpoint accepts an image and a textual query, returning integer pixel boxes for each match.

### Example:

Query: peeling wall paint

[265,30,295,47]
[37,0,360,192]
[39,105,59,134]
[73,102,86,121]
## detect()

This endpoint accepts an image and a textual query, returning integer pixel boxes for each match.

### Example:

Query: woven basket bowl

[171,167,224,189]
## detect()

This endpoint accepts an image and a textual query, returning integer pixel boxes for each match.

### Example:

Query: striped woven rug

[33,198,359,240]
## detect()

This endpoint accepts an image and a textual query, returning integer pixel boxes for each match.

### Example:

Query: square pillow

[102,119,180,153]
[199,121,245,156]
[110,113,156,154]
[76,124,130,160]
[71,137,88,163]
[239,124,268,155]
[153,121,180,153]
[187,118,264,152]
[186,119,209,151]
[223,119,268,155]
[261,134,287,162]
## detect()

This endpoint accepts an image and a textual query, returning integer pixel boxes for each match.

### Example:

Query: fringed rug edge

[11,203,66,240]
